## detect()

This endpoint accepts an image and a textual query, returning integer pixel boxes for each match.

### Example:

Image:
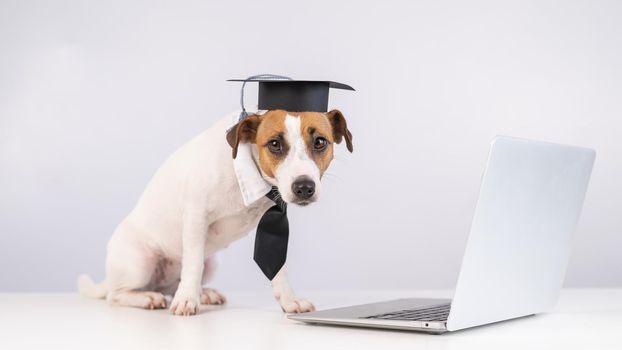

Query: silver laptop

[289,136,595,333]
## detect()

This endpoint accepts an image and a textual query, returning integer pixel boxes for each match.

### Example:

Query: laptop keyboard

[361,303,451,321]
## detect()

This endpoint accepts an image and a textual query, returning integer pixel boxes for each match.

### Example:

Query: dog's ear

[226,114,262,159]
[326,109,353,153]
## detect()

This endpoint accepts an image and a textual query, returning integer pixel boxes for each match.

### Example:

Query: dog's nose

[292,178,315,200]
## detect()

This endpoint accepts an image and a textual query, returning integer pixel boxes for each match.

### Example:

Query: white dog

[78,109,353,316]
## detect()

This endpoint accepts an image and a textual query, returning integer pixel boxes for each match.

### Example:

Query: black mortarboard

[228,78,354,113]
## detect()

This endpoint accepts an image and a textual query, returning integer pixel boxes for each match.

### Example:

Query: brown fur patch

[298,112,335,176]
[255,110,288,178]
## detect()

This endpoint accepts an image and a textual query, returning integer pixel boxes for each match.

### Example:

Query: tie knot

[266,186,286,211]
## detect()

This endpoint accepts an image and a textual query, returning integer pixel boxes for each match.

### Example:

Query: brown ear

[326,109,353,152]
[226,114,261,158]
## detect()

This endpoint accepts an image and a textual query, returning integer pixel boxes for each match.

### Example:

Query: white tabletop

[1,289,621,350]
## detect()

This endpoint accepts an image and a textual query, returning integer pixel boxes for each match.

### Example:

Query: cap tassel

[238,74,292,122]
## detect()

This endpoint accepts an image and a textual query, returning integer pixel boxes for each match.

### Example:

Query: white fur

[78,113,315,315]
[274,115,322,203]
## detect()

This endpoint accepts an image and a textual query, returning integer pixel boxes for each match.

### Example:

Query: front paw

[278,296,316,313]
[170,291,200,316]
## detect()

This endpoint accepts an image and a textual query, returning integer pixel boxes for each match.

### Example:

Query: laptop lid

[446,136,595,331]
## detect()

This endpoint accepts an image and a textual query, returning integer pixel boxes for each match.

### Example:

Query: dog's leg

[105,230,167,309]
[198,256,226,305]
[169,208,208,316]
[271,266,315,313]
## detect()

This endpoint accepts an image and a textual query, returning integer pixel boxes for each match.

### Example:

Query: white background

[1,0,620,292]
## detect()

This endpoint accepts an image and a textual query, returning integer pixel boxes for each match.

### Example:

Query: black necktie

[254,186,289,280]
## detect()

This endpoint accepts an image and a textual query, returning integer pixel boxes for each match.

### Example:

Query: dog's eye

[267,140,282,154]
[314,137,328,152]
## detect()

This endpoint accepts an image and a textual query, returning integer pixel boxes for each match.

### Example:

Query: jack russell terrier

[78,109,353,316]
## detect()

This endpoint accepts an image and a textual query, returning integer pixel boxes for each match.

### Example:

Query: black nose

[292,178,315,200]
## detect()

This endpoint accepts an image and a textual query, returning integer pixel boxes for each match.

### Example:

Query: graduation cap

[228,75,354,113]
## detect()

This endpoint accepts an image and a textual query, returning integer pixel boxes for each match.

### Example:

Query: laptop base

[288,298,451,334]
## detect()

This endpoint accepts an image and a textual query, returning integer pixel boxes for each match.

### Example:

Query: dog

[78,109,353,316]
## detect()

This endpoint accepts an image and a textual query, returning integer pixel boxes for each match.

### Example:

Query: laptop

[289,136,596,333]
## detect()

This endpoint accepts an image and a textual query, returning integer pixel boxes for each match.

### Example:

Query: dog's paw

[278,296,316,313]
[142,291,168,309]
[170,291,200,316]
[200,288,226,305]
[108,291,167,310]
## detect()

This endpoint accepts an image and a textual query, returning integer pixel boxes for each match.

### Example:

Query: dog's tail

[78,274,107,299]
